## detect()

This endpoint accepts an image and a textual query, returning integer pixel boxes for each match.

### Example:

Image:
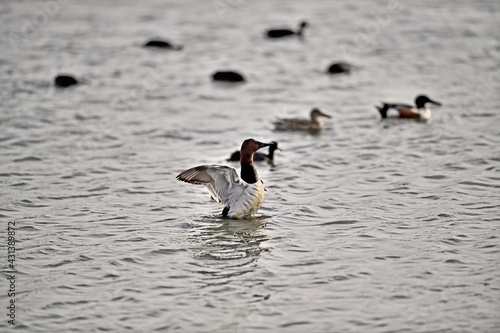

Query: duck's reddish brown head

[240,138,271,164]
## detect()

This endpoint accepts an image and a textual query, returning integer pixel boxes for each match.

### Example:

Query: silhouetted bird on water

[143,40,182,50]
[228,141,281,162]
[266,21,308,38]
[212,71,245,82]
[267,21,309,38]
[54,75,79,88]
[327,62,357,74]
[376,95,442,120]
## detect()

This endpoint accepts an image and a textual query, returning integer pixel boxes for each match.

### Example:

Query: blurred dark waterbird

[266,21,308,38]
[212,71,245,82]
[327,62,357,74]
[143,40,183,50]
[54,75,79,88]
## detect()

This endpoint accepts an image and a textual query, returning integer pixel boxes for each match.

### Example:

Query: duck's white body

[177,165,266,219]
[386,106,431,120]
[226,177,266,218]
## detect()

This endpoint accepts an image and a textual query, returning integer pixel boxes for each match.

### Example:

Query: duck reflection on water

[187,218,270,285]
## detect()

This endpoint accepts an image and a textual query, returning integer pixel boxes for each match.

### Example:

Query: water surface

[1,0,499,331]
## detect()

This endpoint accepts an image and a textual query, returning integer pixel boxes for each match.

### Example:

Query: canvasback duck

[376,95,442,120]
[327,62,357,74]
[266,21,308,38]
[212,71,245,82]
[274,108,331,132]
[176,138,271,218]
[228,141,281,162]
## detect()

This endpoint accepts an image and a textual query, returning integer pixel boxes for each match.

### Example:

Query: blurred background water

[1,0,499,332]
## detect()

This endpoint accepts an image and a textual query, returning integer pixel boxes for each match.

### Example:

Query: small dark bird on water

[143,40,182,50]
[266,21,309,38]
[228,141,281,162]
[54,75,79,88]
[212,71,245,82]
[327,62,357,74]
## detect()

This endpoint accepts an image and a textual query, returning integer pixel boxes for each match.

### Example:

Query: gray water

[1,0,500,332]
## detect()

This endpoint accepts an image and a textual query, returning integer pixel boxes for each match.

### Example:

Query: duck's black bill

[430,99,442,106]
[258,142,272,148]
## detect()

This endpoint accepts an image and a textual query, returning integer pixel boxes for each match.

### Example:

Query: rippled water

[1,0,499,331]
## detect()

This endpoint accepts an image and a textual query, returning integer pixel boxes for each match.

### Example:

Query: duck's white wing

[176,165,242,206]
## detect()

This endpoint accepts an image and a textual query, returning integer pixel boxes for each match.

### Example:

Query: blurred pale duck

[274,108,331,131]
[228,141,281,162]
[376,95,442,120]
[176,138,271,218]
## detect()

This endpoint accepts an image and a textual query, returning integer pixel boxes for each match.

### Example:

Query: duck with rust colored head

[376,95,442,120]
[274,108,331,132]
[177,139,272,218]
[228,141,281,162]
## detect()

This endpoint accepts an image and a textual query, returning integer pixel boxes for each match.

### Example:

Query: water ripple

[1,1,499,332]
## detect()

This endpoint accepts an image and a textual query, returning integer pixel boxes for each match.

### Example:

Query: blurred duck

[274,108,331,131]
[54,75,79,88]
[228,141,281,162]
[266,21,308,38]
[376,95,442,120]
[212,71,245,82]
[143,39,183,50]
[327,62,357,74]
[176,138,271,218]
